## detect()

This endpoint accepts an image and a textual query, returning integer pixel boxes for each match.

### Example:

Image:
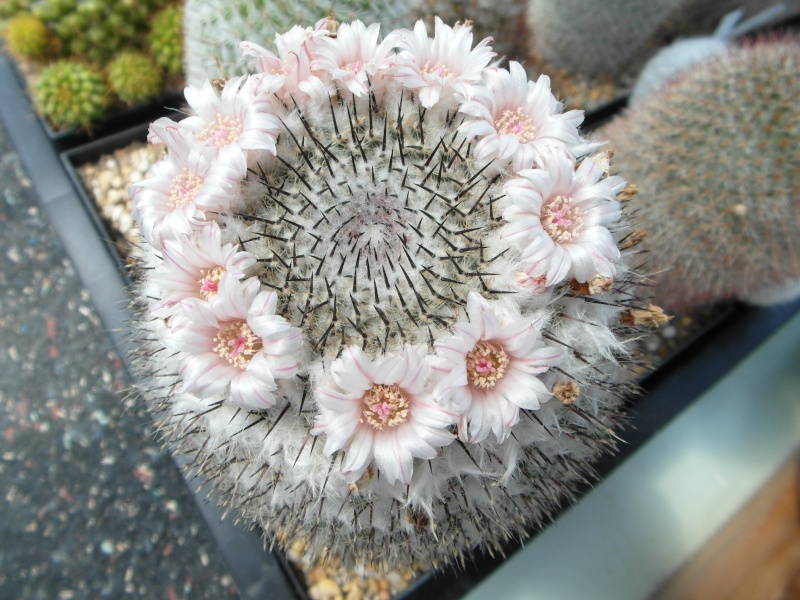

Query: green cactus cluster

[107,51,163,105]
[147,3,183,77]
[33,60,109,129]
[31,0,169,63]
[0,0,30,20]
[3,13,49,59]
[600,38,800,311]
[1,0,185,128]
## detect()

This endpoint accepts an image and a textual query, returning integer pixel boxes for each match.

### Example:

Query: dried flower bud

[620,304,672,326]
[552,381,580,405]
[570,276,614,296]
[619,183,638,201]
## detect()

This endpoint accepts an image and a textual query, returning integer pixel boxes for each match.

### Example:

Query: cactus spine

[600,39,800,311]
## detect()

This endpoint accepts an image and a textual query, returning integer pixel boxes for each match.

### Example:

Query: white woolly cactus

[130,17,651,571]
[182,0,411,86]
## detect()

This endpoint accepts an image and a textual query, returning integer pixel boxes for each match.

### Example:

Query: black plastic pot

[4,49,800,600]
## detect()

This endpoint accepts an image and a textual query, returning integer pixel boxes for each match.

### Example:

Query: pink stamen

[372,402,394,421]
[228,335,246,358]
[475,358,496,374]
[201,279,218,294]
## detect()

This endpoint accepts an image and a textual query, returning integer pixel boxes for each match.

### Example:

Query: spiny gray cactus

[600,38,800,312]
[526,0,800,80]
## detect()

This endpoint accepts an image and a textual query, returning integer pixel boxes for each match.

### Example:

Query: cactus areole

[130,17,650,571]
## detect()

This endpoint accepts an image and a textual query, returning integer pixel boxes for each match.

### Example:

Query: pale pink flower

[392,17,495,109]
[147,223,256,317]
[311,345,457,485]
[181,77,280,162]
[311,20,393,97]
[162,277,302,410]
[502,147,624,286]
[432,293,563,444]
[240,20,330,104]
[131,127,245,248]
[459,62,583,170]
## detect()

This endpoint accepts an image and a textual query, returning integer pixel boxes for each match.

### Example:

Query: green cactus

[107,51,163,104]
[33,60,110,129]
[31,0,169,63]
[3,13,50,59]
[0,0,31,20]
[147,3,183,77]
[600,39,800,311]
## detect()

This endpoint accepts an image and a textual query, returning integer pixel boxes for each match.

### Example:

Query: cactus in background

[182,0,412,85]
[411,0,529,61]
[33,60,109,129]
[600,38,800,312]
[32,0,169,63]
[131,18,655,572]
[107,51,163,104]
[3,13,50,59]
[0,0,30,20]
[148,3,184,77]
[526,0,687,79]
[525,0,800,81]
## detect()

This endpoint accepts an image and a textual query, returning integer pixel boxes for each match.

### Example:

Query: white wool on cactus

[130,16,649,571]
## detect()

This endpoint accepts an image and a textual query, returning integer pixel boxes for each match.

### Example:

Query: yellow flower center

[213,321,261,368]
[495,107,536,143]
[168,169,204,208]
[198,266,225,298]
[466,341,509,389]
[360,384,409,430]
[197,114,243,148]
[541,195,583,243]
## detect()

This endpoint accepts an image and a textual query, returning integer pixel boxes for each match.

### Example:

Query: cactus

[3,13,50,59]
[525,0,800,80]
[130,19,654,572]
[600,38,800,312]
[147,3,184,77]
[32,0,169,63]
[107,51,163,105]
[0,0,30,20]
[33,60,109,129]
[411,0,530,61]
[182,0,413,86]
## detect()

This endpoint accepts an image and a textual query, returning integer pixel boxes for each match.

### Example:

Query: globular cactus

[3,13,50,59]
[182,0,412,85]
[33,60,109,129]
[32,0,168,63]
[526,0,800,81]
[130,18,655,573]
[148,3,184,77]
[0,0,30,20]
[600,38,800,312]
[107,51,163,105]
